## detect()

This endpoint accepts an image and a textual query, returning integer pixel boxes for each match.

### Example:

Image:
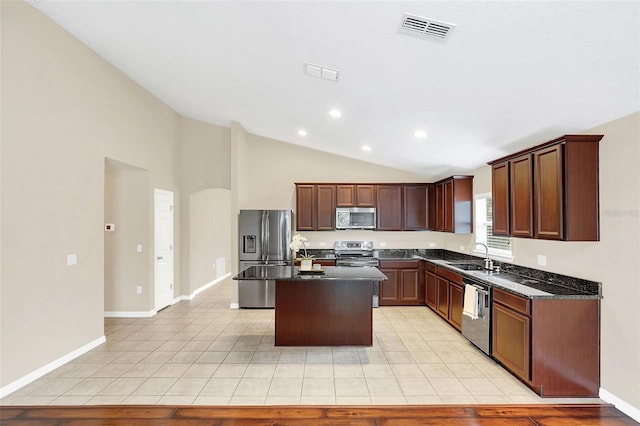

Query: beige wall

[189,189,232,294]
[1,1,182,387]
[104,160,151,312]
[179,117,231,295]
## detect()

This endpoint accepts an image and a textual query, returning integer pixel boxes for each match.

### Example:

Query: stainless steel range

[334,240,380,307]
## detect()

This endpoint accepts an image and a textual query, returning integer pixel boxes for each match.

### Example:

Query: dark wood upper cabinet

[491,161,510,236]
[356,185,376,207]
[403,184,428,230]
[376,185,403,231]
[435,183,444,231]
[336,185,355,207]
[336,184,376,207]
[295,183,334,231]
[489,134,602,241]
[295,184,316,231]
[316,184,336,231]
[534,145,564,240]
[510,154,534,238]
[427,185,437,231]
[433,176,473,233]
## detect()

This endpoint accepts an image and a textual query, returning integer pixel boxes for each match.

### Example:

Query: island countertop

[233,265,387,281]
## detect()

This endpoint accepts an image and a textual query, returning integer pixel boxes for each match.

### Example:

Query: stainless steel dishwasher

[460,276,492,355]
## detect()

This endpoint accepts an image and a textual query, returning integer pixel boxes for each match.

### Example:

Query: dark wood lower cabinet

[275,279,373,346]
[492,301,531,382]
[424,270,437,309]
[379,261,423,305]
[448,282,463,331]
[436,276,449,318]
[379,268,399,304]
[492,287,600,397]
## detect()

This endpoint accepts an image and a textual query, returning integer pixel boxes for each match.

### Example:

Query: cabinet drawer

[379,260,420,269]
[423,262,437,273]
[493,287,530,315]
[436,267,463,285]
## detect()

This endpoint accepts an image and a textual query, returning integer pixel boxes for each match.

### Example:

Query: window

[475,194,512,259]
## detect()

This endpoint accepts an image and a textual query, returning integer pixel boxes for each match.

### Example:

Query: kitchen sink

[447,263,485,271]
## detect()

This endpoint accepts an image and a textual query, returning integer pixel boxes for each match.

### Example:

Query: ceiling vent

[304,63,339,82]
[399,13,456,42]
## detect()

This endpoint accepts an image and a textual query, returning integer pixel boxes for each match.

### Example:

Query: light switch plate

[67,254,77,266]
[136,244,143,253]
[136,286,142,295]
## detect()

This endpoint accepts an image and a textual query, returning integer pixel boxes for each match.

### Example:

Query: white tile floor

[1,278,603,406]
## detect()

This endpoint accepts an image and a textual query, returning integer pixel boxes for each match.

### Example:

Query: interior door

[154,189,174,311]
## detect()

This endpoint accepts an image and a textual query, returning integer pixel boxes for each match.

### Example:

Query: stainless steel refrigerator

[238,210,292,308]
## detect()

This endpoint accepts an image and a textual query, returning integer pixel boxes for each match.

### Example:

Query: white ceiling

[30,1,639,179]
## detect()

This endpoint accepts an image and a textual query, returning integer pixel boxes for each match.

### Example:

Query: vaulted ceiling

[30,1,639,179]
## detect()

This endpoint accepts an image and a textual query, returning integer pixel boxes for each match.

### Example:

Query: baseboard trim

[181,273,231,301]
[104,310,157,318]
[600,387,640,423]
[0,335,106,398]
[230,303,239,309]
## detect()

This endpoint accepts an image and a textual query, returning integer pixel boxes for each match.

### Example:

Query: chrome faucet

[475,243,494,270]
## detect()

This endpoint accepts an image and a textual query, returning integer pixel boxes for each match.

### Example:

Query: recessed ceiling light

[414,130,427,139]
[329,109,342,118]
[297,129,307,136]
[361,145,372,152]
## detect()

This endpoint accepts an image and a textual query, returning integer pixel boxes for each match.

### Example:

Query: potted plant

[289,233,314,270]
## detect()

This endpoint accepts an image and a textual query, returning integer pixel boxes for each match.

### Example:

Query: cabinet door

[403,185,428,230]
[510,154,534,238]
[376,185,403,231]
[443,180,454,232]
[400,269,421,302]
[425,271,437,309]
[356,185,376,207]
[448,283,463,331]
[427,185,437,230]
[296,185,316,231]
[336,185,355,207]
[492,302,531,382]
[435,183,444,231]
[379,269,399,305]
[436,276,449,319]
[316,185,336,231]
[534,145,564,240]
[492,162,510,236]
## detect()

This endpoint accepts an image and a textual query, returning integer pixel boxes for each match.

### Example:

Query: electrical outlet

[537,255,547,266]
[136,244,143,253]
[67,254,77,266]
[459,246,465,251]
[428,242,436,248]
[136,286,142,294]
[318,242,326,247]
[379,242,387,247]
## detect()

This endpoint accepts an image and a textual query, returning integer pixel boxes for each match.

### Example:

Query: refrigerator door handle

[260,211,267,261]
[264,211,270,261]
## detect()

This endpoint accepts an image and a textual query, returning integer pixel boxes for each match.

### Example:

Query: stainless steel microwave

[335,207,376,230]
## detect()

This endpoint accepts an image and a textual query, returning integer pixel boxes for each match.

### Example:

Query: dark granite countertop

[306,248,601,300]
[233,265,387,281]
[410,255,600,300]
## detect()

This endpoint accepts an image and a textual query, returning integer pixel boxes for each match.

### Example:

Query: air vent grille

[399,13,456,42]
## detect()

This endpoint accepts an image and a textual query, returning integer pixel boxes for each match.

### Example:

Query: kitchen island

[234,265,387,346]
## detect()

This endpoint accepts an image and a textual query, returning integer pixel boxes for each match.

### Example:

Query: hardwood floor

[1,404,637,425]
